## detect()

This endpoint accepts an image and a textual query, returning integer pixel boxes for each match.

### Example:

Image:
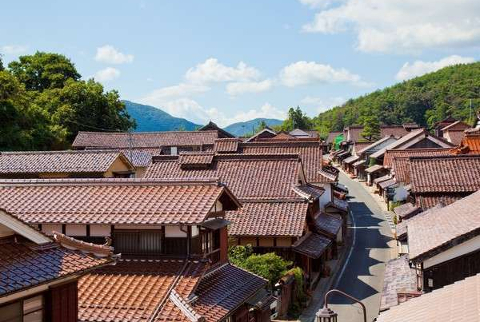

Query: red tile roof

[72,131,219,149]
[444,130,465,145]
[239,141,326,183]
[380,255,418,311]
[380,125,409,138]
[452,130,480,154]
[396,204,444,240]
[408,190,480,262]
[393,203,421,220]
[225,201,309,237]
[79,259,207,322]
[0,235,113,297]
[384,148,452,169]
[409,155,480,193]
[377,274,480,322]
[292,232,331,259]
[192,263,267,321]
[414,194,465,209]
[213,138,242,153]
[0,178,240,225]
[178,152,215,168]
[313,213,342,237]
[0,150,133,175]
[146,154,303,201]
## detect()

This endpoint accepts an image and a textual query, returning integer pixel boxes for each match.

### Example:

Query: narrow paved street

[301,171,393,321]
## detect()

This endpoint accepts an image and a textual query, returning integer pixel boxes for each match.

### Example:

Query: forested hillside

[313,62,480,136]
[124,101,199,132]
[0,52,135,151]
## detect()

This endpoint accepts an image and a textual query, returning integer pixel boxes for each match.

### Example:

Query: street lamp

[316,289,367,322]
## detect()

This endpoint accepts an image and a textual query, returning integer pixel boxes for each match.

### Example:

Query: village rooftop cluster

[1,115,480,321]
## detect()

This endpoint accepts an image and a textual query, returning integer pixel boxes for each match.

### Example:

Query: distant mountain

[224,118,283,137]
[123,100,200,132]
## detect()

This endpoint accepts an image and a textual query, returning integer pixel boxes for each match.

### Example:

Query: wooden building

[407,191,480,292]
[145,151,344,288]
[0,178,273,321]
[0,150,135,179]
[0,209,114,322]
[72,130,220,155]
[377,274,480,322]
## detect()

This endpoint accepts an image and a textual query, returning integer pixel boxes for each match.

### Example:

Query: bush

[228,245,292,287]
[286,267,308,317]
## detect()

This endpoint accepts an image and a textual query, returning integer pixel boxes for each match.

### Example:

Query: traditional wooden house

[144,153,344,288]
[451,127,480,155]
[72,130,220,155]
[377,274,480,322]
[440,120,470,145]
[0,150,135,179]
[0,209,115,322]
[324,131,343,152]
[407,191,480,292]
[369,128,454,165]
[0,178,273,321]
[245,127,278,142]
[198,121,235,138]
[432,115,458,137]
[408,154,480,208]
[350,135,398,180]
[212,139,338,210]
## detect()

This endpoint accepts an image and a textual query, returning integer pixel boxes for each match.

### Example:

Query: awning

[314,213,342,237]
[336,151,350,158]
[365,164,384,173]
[292,232,331,259]
[373,174,391,184]
[353,159,366,167]
[343,155,360,164]
[201,218,231,230]
[379,178,397,189]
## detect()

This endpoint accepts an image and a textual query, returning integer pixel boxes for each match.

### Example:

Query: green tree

[9,52,81,91]
[279,106,313,131]
[361,115,381,141]
[0,71,57,150]
[0,55,4,71]
[256,120,268,132]
[38,79,135,144]
[229,245,291,287]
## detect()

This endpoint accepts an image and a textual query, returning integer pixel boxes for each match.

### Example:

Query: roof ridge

[77,130,219,135]
[0,150,121,155]
[409,154,480,160]
[0,177,222,186]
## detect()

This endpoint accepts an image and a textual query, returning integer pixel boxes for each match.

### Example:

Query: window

[170,146,178,155]
[114,230,162,255]
[0,295,43,322]
[23,296,43,322]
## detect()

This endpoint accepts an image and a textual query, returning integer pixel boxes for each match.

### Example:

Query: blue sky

[1,0,479,126]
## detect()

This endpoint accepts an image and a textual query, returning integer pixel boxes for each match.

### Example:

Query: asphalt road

[301,171,393,322]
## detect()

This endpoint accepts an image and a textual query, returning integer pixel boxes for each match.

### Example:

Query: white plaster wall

[192,225,199,237]
[66,224,87,236]
[42,224,62,236]
[114,224,162,230]
[165,225,187,238]
[90,225,111,237]
[393,185,409,202]
[424,234,480,269]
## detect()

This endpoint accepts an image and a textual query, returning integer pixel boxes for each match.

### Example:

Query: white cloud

[396,55,476,81]
[298,0,337,8]
[300,0,480,53]
[301,96,346,112]
[94,67,120,82]
[226,79,273,96]
[1,45,28,55]
[95,45,134,64]
[185,58,260,84]
[225,103,286,126]
[280,61,364,87]
[142,83,210,100]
